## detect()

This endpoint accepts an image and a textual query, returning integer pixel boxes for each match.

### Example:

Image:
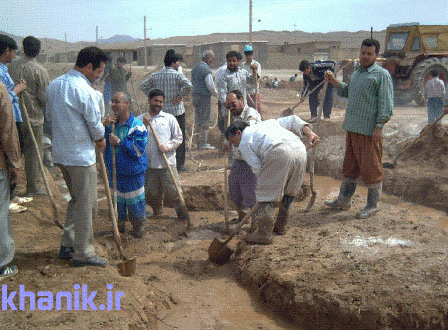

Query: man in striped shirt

[324,39,393,219]
[141,51,192,171]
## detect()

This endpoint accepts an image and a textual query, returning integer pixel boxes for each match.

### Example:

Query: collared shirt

[46,69,105,166]
[104,113,147,177]
[238,116,307,175]
[140,66,192,117]
[338,63,394,136]
[425,77,445,99]
[240,59,261,95]
[0,62,22,123]
[9,56,50,125]
[137,111,183,169]
[216,66,254,115]
[232,106,262,160]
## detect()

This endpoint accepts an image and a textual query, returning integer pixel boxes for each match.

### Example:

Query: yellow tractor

[383,23,448,105]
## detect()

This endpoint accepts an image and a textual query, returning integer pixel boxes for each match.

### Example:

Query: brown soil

[4,64,448,329]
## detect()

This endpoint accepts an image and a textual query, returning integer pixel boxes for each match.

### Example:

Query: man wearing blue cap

[240,45,262,115]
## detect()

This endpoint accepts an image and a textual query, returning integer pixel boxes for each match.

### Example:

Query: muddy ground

[2,64,448,329]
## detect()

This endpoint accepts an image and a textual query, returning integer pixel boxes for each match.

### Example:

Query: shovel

[98,151,136,277]
[305,80,328,212]
[208,203,259,265]
[19,96,64,230]
[383,112,447,169]
[281,80,325,117]
[146,118,192,231]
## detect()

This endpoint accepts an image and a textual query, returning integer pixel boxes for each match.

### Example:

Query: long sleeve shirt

[216,67,255,113]
[0,62,22,123]
[104,114,147,177]
[424,77,445,99]
[0,82,21,170]
[140,67,192,117]
[45,69,105,166]
[338,63,394,136]
[9,56,50,125]
[232,106,262,160]
[238,116,307,175]
[105,64,132,97]
[137,111,183,169]
[240,59,261,95]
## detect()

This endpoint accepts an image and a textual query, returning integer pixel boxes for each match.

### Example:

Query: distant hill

[98,35,141,44]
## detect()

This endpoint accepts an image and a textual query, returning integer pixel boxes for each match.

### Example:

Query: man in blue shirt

[46,47,109,268]
[103,92,147,238]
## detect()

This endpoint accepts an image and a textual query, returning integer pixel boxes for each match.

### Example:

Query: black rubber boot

[356,182,382,219]
[324,178,357,210]
[273,195,295,235]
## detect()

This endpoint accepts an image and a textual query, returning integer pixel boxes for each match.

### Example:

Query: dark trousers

[309,82,333,118]
[175,113,186,169]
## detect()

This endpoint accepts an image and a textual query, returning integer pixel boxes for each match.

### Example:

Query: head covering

[244,45,253,55]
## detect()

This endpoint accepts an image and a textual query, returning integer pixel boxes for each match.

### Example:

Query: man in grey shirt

[46,46,109,268]
[191,50,217,149]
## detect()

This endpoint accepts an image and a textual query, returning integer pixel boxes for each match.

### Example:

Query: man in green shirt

[324,39,393,219]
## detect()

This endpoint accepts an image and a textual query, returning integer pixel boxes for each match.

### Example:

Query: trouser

[175,113,186,169]
[58,164,98,261]
[427,97,444,125]
[145,167,181,211]
[309,82,333,118]
[256,141,307,202]
[20,123,44,193]
[0,169,14,268]
[228,159,257,209]
[193,94,212,129]
[342,131,383,185]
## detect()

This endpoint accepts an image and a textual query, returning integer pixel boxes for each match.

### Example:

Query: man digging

[225,118,319,244]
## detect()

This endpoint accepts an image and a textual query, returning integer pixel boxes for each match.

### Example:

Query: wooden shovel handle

[223,203,259,245]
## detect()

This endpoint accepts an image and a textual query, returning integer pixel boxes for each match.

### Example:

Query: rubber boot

[273,195,295,235]
[356,182,382,219]
[324,178,357,210]
[118,221,126,233]
[175,205,189,221]
[130,217,145,239]
[244,202,275,245]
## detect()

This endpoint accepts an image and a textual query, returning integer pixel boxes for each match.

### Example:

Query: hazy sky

[2,0,448,42]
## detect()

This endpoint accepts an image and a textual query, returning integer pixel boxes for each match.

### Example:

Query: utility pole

[249,0,253,45]
[65,33,68,63]
[144,16,148,69]
[96,25,98,45]
[371,27,373,39]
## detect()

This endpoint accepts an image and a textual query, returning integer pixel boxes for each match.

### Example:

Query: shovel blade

[117,257,137,277]
[208,237,233,265]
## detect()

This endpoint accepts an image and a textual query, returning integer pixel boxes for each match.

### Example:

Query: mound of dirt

[399,124,448,170]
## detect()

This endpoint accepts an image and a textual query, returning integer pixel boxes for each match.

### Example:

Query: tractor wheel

[410,57,448,106]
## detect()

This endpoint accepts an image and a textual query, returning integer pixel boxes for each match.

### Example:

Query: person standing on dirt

[240,45,262,115]
[191,50,217,150]
[324,38,394,219]
[103,92,148,238]
[225,89,261,223]
[424,70,445,125]
[0,82,22,279]
[9,36,50,196]
[225,118,320,244]
[104,57,131,104]
[216,51,257,134]
[138,88,188,221]
[46,46,109,268]
[140,50,192,172]
[299,60,335,121]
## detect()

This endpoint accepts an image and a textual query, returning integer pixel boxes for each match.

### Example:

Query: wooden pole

[249,0,253,45]
[144,16,148,69]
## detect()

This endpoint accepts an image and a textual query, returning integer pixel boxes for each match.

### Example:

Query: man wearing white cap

[240,45,262,116]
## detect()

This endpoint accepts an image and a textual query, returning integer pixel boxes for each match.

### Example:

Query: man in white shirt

[225,117,320,244]
[46,46,108,267]
[240,45,262,114]
[138,89,188,221]
[424,69,446,125]
[225,90,261,222]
